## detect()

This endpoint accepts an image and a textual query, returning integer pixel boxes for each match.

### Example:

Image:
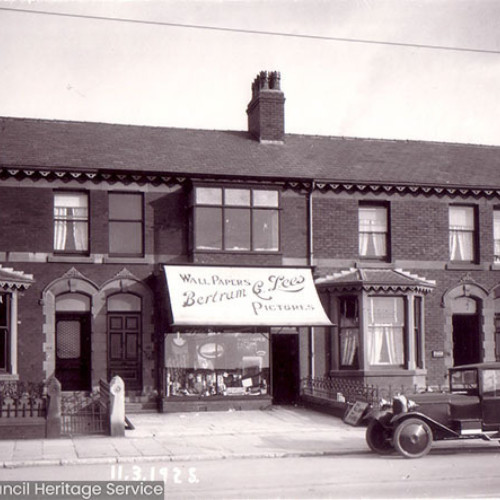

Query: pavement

[0,406,369,468]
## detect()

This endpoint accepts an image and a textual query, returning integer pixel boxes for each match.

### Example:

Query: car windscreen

[481,369,500,397]
[450,369,478,394]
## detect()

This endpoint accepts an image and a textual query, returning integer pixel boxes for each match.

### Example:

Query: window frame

[449,204,478,264]
[108,192,145,257]
[494,208,500,263]
[53,191,90,255]
[358,202,390,261]
[0,293,11,373]
[191,186,280,253]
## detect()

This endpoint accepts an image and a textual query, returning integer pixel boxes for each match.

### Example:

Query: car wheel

[393,418,433,459]
[366,419,394,455]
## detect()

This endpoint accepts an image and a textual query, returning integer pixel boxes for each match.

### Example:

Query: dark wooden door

[55,313,91,391]
[453,314,481,366]
[271,334,299,405]
[108,313,142,391]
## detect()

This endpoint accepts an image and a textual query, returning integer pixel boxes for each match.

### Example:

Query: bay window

[192,187,279,252]
[494,209,500,263]
[0,294,10,372]
[338,296,359,368]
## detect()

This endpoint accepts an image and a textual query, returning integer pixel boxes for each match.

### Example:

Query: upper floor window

[359,204,389,260]
[109,193,144,257]
[54,192,89,253]
[449,205,476,262]
[367,296,405,367]
[192,187,279,252]
[0,294,10,372]
[494,209,500,263]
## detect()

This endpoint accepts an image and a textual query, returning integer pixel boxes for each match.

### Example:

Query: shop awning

[163,265,332,327]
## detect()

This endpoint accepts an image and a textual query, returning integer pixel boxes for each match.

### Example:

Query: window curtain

[359,207,387,257]
[449,206,474,261]
[367,297,405,366]
[54,207,68,251]
[340,328,358,366]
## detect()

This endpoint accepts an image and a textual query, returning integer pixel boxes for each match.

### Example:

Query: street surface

[1,445,499,499]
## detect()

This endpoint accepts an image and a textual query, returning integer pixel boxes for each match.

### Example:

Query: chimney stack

[246,71,285,143]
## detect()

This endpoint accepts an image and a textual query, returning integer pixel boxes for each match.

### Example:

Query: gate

[61,390,108,436]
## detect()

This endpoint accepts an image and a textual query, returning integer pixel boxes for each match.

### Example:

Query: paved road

[1,444,500,499]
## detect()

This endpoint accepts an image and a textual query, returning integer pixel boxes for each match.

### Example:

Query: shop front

[160,265,331,412]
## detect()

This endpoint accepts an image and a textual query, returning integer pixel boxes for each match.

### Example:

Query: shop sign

[163,265,332,327]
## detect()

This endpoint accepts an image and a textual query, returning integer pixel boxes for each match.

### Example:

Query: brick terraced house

[1,71,500,418]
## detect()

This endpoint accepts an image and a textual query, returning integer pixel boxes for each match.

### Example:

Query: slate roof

[315,268,436,294]
[1,116,499,188]
[0,265,34,290]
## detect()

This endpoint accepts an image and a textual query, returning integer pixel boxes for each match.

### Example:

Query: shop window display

[165,332,269,397]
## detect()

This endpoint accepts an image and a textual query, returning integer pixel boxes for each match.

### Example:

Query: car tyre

[393,418,433,459]
[366,418,394,455]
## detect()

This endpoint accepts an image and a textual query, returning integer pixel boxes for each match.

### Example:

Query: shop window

[54,192,89,253]
[449,205,477,262]
[367,296,405,367]
[359,204,389,260]
[494,209,500,263]
[109,193,144,256]
[165,332,270,397]
[338,296,359,369]
[192,187,279,252]
[0,294,11,372]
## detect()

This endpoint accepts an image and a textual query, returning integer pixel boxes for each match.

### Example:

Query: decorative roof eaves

[0,265,34,291]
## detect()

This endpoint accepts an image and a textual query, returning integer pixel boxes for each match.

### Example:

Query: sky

[2,0,500,146]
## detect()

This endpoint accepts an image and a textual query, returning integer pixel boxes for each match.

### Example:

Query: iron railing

[0,381,46,419]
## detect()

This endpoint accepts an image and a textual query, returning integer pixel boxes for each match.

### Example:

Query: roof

[0,265,34,290]
[1,116,500,189]
[315,268,436,294]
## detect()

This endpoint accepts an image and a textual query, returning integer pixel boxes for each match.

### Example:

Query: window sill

[329,369,426,378]
[491,263,500,271]
[445,262,489,271]
[103,256,152,264]
[48,255,93,263]
[0,373,19,381]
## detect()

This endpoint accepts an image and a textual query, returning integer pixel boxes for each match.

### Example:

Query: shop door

[108,313,142,391]
[453,314,481,366]
[55,313,91,391]
[271,334,299,405]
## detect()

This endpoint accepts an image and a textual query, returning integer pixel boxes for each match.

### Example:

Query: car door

[480,368,500,427]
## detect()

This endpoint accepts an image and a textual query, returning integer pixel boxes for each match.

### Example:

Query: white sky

[2,0,500,145]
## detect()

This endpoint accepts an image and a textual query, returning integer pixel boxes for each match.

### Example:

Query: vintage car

[365,362,500,458]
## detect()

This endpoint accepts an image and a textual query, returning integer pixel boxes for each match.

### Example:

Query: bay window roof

[315,268,435,294]
[0,265,34,290]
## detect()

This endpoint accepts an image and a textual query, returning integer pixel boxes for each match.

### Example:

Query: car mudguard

[390,411,459,439]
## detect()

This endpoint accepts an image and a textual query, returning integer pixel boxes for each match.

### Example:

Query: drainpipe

[308,181,315,378]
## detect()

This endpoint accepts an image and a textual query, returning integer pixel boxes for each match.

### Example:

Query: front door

[271,334,299,405]
[453,314,481,366]
[108,313,142,391]
[55,313,91,391]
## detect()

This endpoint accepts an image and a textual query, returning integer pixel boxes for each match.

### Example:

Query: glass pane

[126,333,138,359]
[225,189,250,206]
[108,294,141,312]
[109,193,142,220]
[196,187,222,205]
[0,295,8,327]
[54,219,89,252]
[225,208,251,250]
[56,320,81,359]
[165,332,270,397]
[110,333,122,360]
[253,190,279,207]
[195,207,222,249]
[54,192,88,210]
[253,209,279,251]
[109,221,143,255]
[0,329,6,371]
[359,206,387,231]
[449,206,474,230]
[56,293,90,312]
